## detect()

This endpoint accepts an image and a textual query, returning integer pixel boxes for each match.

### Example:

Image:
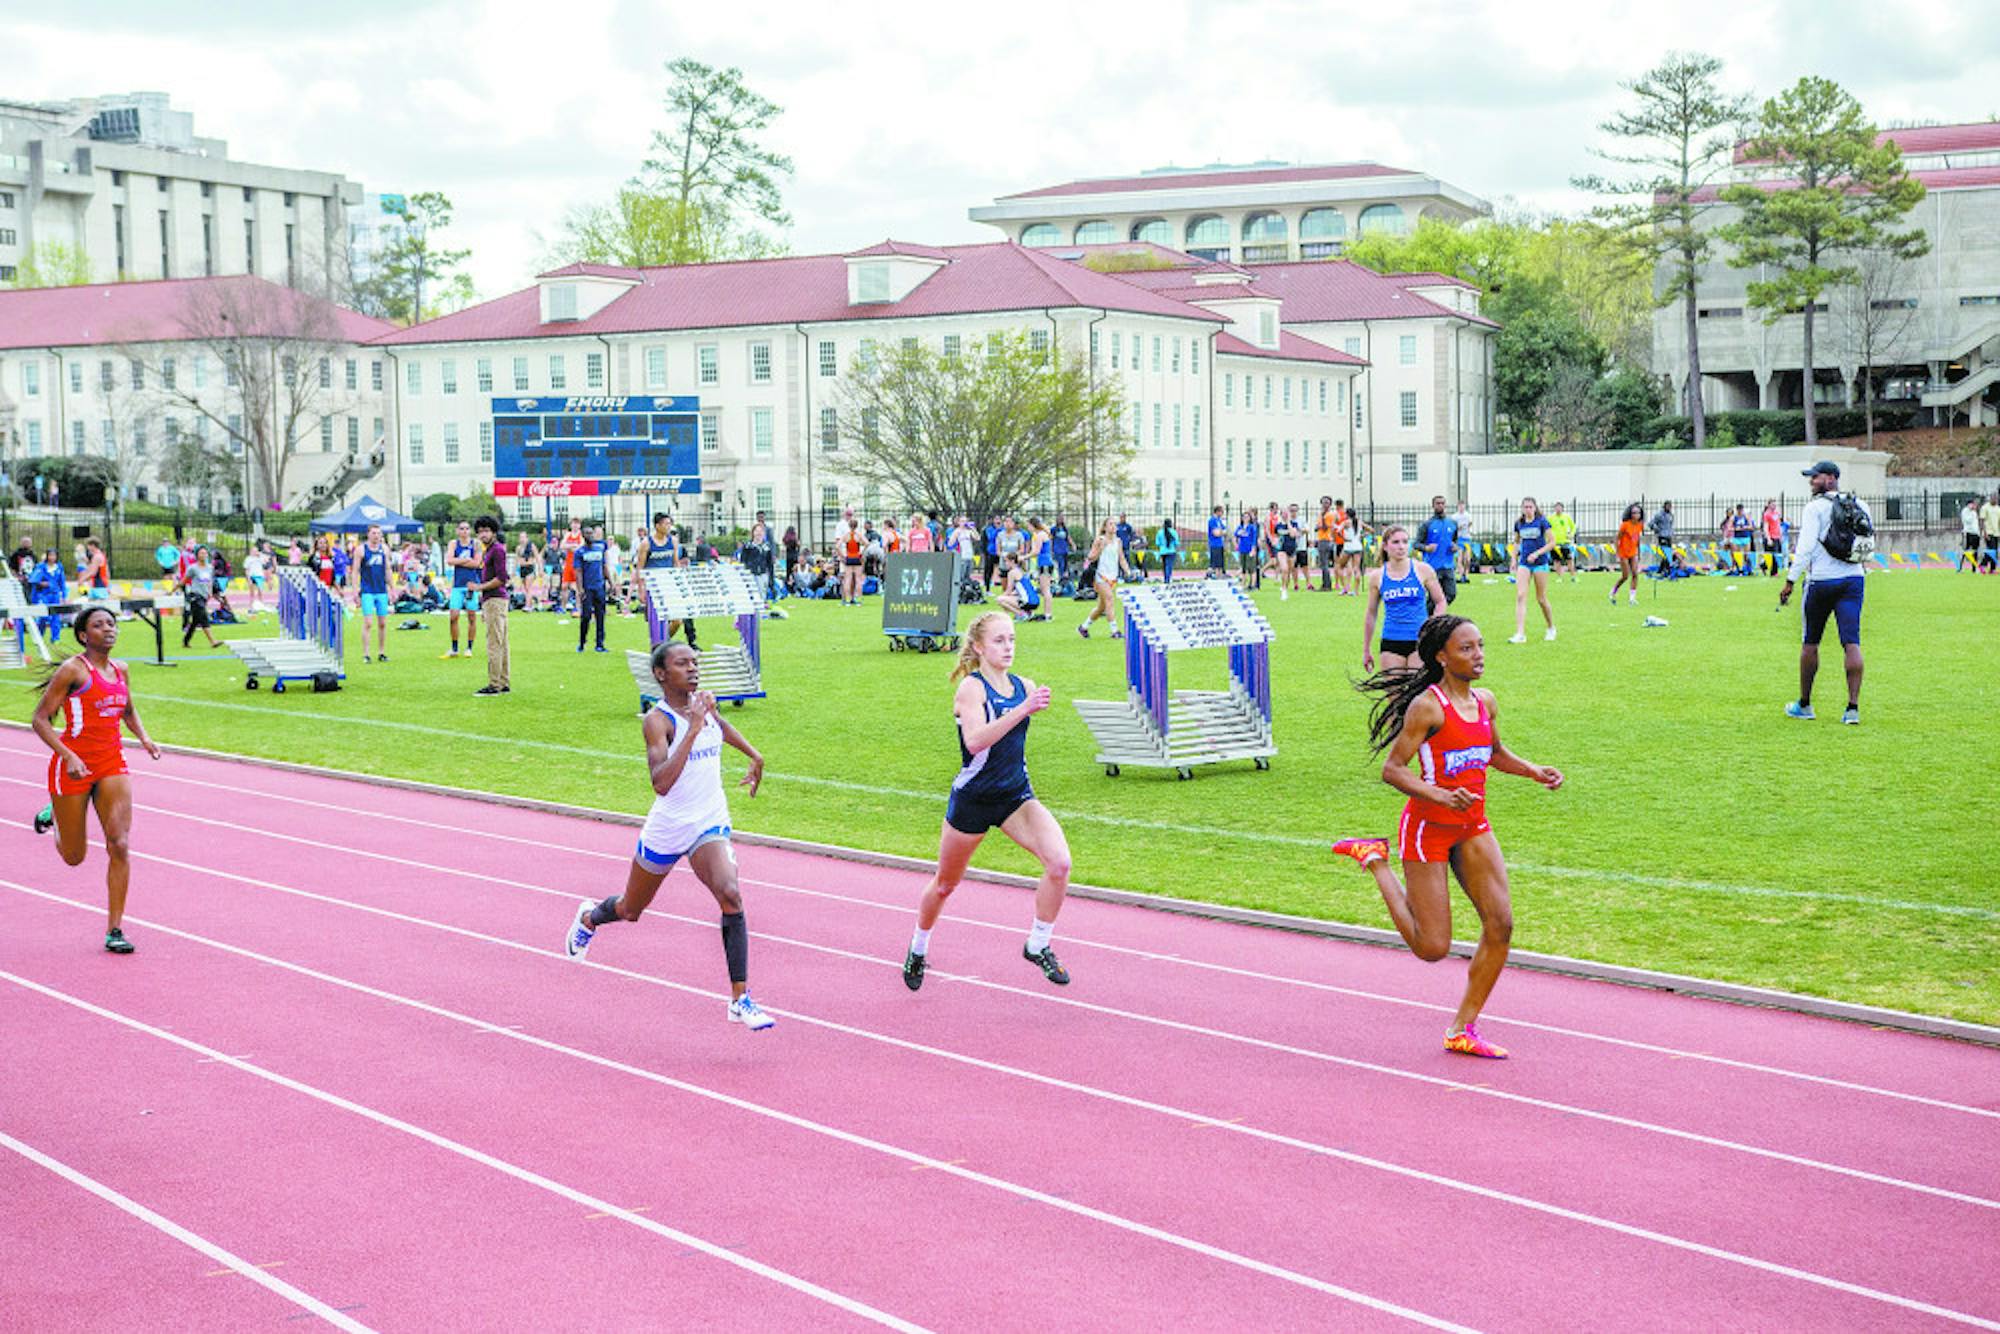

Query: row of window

[1221,438,1346,477]
[1102,330,1201,377]
[12,353,386,399]
[1022,205,1407,250]
[1222,372,1346,414]
[1127,402,1206,450]
[13,410,377,461]
[106,172,300,208]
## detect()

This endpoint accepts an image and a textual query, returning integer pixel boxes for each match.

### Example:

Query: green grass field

[6,568,1996,1024]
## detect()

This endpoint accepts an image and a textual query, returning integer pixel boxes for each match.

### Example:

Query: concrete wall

[1462,445,1893,509]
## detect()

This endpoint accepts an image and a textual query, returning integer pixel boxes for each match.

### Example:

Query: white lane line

[0,1128,375,1332]
[1,717,1985,920]
[8,756,1989,1119]
[31,802,1993,1207]
[0,964,929,1334]
[6,875,1995,1330]
[0,896,1472,1334]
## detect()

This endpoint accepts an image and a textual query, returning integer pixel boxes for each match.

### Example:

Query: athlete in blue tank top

[1510,498,1558,644]
[1361,524,1445,672]
[442,519,481,658]
[903,612,1075,992]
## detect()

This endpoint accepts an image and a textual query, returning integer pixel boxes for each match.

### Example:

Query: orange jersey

[1616,520,1644,560]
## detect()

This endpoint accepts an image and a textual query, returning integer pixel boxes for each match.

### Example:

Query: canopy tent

[308,495,424,535]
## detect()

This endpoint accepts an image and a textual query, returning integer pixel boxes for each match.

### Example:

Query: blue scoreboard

[489,395,700,499]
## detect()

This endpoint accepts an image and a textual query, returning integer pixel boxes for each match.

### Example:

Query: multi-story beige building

[969,161,1489,264]
[0,275,393,510]
[0,91,360,290]
[1653,120,2000,428]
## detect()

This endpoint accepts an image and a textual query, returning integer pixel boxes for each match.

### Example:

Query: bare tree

[831,333,1130,521]
[1835,249,1921,446]
[152,277,361,509]
[1534,362,1617,449]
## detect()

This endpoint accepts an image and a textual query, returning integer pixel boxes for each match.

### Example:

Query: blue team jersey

[1234,522,1258,554]
[1208,516,1226,547]
[953,672,1032,801]
[642,531,678,569]
[1380,564,1428,640]
[1420,517,1457,565]
[1515,516,1552,565]
[357,546,389,595]
[449,540,479,588]
[577,539,606,591]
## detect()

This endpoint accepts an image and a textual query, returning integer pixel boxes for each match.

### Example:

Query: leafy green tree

[546,189,780,269]
[1491,297,1607,446]
[1576,53,1751,448]
[352,192,473,325]
[411,492,457,525]
[8,242,95,288]
[1721,77,1928,449]
[1345,215,1529,295]
[156,431,237,516]
[832,332,1130,520]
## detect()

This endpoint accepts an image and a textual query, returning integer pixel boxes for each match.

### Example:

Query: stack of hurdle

[630,564,767,711]
[1072,580,1275,780]
[0,575,49,669]
[226,568,345,692]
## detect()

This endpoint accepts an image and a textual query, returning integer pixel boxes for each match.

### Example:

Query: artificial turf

[6,566,1995,1024]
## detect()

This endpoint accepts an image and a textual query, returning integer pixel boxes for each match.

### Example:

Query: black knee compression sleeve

[587,894,623,927]
[720,910,748,984]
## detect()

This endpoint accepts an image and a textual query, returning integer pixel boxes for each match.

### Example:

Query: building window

[371,360,384,392]
[408,424,424,465]
[22,361,40,397]
[516,497,533,522]
[821,485,840,517]
[751,407,774,458]
[586,351,604,389]
[68,361,83,395]
[1029,328,1049,362]
[1265,439,1274,472]
[244,219,255,274]
[1192,404,1201,447]
[750,341,772,383]
[342,358,356,391]
[700,411,720,453]
[441,359,458,394]
[943,334,961,361]
[444,422,460,464]
[755,485,773,513]
[1110,332,1122,370]
[1089,327,1100,366]
[1960,294,2000,307]
[1185,214,1227,257]
[1152,403,1162,448]
[548,354,566,390]
[1130,218,1170,245]
[698,345,719,385]
[1263,376,1273,411]
[99,361,113,393]
[1400,452,1419,484]
[1282,377,1292,411]
[1283,440,1292,473]
[1241,210,1288,262]
[512,357,529,392]
[1400,391,1419,428]
[645,347,666,388]
[1151,337,1162,372]
[1189,338,1200,376]
[101,419,115,450]
[1354,392,1364,431]
[1170,338,1182,373]
[1321,442,1329,473]
[1224,437,1235,474]
[1359,204,1407,237]
[478,421,493,463]
[1399,334,1417,366]
[817,340,836,377]
[1319,380,1328,412]
[1299,208,1346,259]
[129,360,144,391]
[1021,224,1061,247]
[1344,336,1362,357]
[406,361,422,394]
[69,420,84,454]
[1172,403,1182,447]
[470,358,489,392]
[1073,220,1114,244]
[861,408,881,443]
[820,406,838,448]
[1130,402,1141,447]
[319,418,334,452]
[24,421,41,456]
[1224,373,1233,408]
[347,418,360,452]
[1259,309,1277,347]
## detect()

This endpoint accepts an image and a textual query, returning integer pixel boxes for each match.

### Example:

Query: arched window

[1358,204,1406,237]
[1300,209,1346,259]
[1130,217,1170,245]
[1184,214,1228,261]
[1021,224,1062,247]
[1241,211,1288,261]
[1073,220,1114,244]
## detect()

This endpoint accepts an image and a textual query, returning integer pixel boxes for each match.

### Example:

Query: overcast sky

[15,0,1997,300]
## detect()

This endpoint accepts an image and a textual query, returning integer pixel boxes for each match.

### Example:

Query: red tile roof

[847,240,952,259]
[1215,330,1368,367]
[1386,271,1477,290]
[535,262,645,280]
[373,242,1227,346]
[1690,164,2000,203]
[1231,260,1498,328]
[1150,282,1284,304]
[0,275,393,352]
[1736,121,2000,163]
[1000,162,1414,201]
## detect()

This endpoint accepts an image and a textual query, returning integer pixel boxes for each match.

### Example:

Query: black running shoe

[902,949,927,992]
[33,804,54,835]
[1024,944,1069,985]
[105,928,134,955]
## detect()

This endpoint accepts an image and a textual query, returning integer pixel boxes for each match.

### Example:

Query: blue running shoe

[728,993,776,1031]
[1784,701,1814,721]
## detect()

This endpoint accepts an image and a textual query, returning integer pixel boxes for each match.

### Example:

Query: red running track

[2,740,1997,1332]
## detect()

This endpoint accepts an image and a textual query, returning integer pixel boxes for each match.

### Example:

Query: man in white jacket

[1778,461,1872,725]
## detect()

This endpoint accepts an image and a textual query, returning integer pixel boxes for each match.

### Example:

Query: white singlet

[638,700,730,855]
[1095,540,1120,583]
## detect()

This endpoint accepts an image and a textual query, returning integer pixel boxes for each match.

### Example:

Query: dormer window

[856,264,890,304]
[1259,309,1278,348]
[546,283,578,321]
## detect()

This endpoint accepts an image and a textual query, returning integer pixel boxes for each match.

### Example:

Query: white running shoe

[1544,627,1558,641]
[1628,592,1638,604]
[729,993,776,1031]
[565,900,597,961]
[1507,632,1527,644]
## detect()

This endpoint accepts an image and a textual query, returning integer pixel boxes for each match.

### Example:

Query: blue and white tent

[308,495,423,535]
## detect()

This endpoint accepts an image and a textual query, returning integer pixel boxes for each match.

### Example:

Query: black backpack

[1823,492,1876,564]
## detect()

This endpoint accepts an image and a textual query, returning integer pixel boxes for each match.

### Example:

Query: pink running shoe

[1330,837,1390,868]
[1444,1023,1509,1059]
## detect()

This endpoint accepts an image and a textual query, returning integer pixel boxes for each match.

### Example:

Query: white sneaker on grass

[728,993,776,1031]
[1544,627,1558,641]
[1507,633,1527,644]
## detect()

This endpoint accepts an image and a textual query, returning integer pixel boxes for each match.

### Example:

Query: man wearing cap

[1778,461,1871,725]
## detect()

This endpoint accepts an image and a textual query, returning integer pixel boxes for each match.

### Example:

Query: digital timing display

[490,395,700,497]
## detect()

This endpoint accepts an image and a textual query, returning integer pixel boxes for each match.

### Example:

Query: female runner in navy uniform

[903,611,1073,990]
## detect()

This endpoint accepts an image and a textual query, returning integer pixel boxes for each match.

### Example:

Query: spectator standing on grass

[1982,491,2000,574]
[782,525,800,583]
[1650,501,1676,576]
[907,512,933,554]
[1453,501,1474,578]
[1611,505,1645,603]
[1547,503,1578,581]
[983,515,1003,587]
[1050,517,1071,584]
[1960,497,1983,572]
[30,548,66,641]
[1420,495,1459,604]
[181,546,222,650]
[576,522,609,654]
[1762,499,1785,574]
[1155,518,1181,583]
[78,539,110,600]
[472,516,511,696]
[350,525,393,664]
[1780,461,1872,725]
[1235,510,1261,587]
[1207,505,1228,580]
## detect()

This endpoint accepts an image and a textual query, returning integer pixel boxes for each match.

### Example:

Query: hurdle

[0,575,52,668]
[1072,579,1275,780]
[629,564,766,712]
[227,568,345,693]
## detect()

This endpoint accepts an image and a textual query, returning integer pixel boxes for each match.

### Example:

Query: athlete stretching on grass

[29,604,163,954]
[903,611,1073,991]
[1330,614,1563,1058]
[564,641,774,1030]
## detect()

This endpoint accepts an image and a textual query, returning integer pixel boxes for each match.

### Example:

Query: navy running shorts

[1802,575,1864,647]
[946,787,1033,836]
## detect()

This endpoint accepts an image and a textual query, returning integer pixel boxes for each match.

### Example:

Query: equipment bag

[310,671,342,692]
[1823,492,1876,564]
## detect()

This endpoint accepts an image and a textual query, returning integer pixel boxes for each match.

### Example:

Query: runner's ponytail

[950,611,1009,683]
[1355,613,1468,753]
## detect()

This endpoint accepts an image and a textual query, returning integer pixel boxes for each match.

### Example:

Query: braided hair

[1354,613,1473,753]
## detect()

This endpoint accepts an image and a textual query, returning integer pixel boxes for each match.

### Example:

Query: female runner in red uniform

[30,604,163,953]
[1330,614,1562,1058]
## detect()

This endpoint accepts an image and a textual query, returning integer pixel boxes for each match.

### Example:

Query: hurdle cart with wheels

[227,568,345,693]
[628,564,766,712]
[1072,580,1275,780]
[880,552,962,654]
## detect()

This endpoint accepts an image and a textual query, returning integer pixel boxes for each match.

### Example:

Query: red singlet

[1397,684,1494,864]
[48,659,131,797]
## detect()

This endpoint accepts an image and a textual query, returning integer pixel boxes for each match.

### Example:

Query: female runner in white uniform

[565,641,774,1029]
[1075,518,1129,639]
